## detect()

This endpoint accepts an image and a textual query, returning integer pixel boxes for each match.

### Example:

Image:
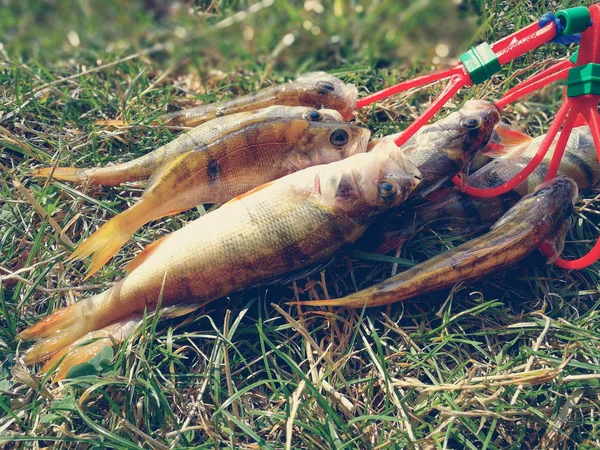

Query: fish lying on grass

[18,143,422,368]
[372,125,599,254]
[370,100,501,198]
[355,100,500,250]
[297,176,578,309]
[52,107,370,277]
[157,72,358,127]
[31,106,353,186]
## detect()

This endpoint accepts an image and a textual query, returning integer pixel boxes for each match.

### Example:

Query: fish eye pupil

[378,180,397,200]
[462,116,482,130]
[304,110,323,121]
[330,129,349,146]
[317,81,335,94]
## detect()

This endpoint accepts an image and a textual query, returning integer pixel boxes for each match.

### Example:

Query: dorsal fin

[124,235,169,274]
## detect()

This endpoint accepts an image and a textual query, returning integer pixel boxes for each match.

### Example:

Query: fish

[375,100,501,199]
[355,100,501,251]
[157,72,359,127]
[17,143,422,367]
[65,107,371,277]
[372,125,599,254]
[30,105,353,187]
[296,176,578,309]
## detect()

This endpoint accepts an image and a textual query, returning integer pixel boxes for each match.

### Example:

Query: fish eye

[378,180,397,201]
[304,110,323,121]
[317,81,335,95]
[461,116,483,130]
[330,129,349,146]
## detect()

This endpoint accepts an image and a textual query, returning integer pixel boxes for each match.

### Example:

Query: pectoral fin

[542,219,571,264]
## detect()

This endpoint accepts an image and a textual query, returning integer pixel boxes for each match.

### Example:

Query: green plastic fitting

[556,6,591,36]
[567,63,600,97]
[570,49,579,65]
[459,42,501,85]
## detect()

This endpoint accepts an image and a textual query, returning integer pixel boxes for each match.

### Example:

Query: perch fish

[298,176,578,308]
[18,143,422,367]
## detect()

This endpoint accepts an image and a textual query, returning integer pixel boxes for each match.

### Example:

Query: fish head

[290,108,371,168]
[414,100,501,159]
[316,141,422,220]
[294,72,358,119]
[491,176,578,232]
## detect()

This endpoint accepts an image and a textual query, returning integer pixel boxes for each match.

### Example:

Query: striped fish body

[373,126,599,253]
[18,147,422,364]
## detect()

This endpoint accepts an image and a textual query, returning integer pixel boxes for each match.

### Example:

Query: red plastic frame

[356,6,600,269]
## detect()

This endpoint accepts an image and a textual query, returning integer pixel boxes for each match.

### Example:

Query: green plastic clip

[567,63,600,97]
[556,7,591,36]
[459,42,501,85]
[570,50,579,65]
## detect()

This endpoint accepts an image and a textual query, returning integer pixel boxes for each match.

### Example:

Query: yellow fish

[18,143,422,370]
[67,106,370,277]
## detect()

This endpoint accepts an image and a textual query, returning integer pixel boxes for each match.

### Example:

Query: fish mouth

[343,83,359,117]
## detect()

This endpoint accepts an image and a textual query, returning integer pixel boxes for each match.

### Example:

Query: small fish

[357,100,500,251]
[297,176,578,309]
[372,126,599,254]
[157,72,358,127]
[66,107,370,277]
[18,144,422,367]
[31,105,349,186]
[376,100,501,199]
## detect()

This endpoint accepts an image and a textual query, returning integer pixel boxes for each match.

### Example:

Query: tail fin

[41,314,142,382]
[18,285,121,365]
[30,167,87,183]
[18,303,91,365]
[68,208,141,278]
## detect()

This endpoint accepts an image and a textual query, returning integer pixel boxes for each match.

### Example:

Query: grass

[1,0,600,448]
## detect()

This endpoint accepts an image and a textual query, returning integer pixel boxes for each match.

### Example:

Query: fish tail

[29,167,87,183]
[43,338,110,381]
[42,315,141,382]
[18,304,91,365]
[18,287,121,365]
[68,208,142,278]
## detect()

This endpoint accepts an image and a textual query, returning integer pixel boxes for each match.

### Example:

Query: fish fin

[480,142,508,158]
[42,314,143,382]
[224,181,275,204]
[426,188,453,203]
[157,304,203,319]
[29,167,86,182]
[144,152,193,196]
[42,337,112,382]
[291,296,364,308]
[124,235,169,275]
[493,126,532,148]
[18,287,119,365]
[18,302,91,365]
[68,208,140,278]
[541,219,571,264]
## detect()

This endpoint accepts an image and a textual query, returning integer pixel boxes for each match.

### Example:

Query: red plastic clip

[454,5,600,269]
[356,16,561,147]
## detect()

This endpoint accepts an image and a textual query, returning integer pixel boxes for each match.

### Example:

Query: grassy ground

[1,0,599,448]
